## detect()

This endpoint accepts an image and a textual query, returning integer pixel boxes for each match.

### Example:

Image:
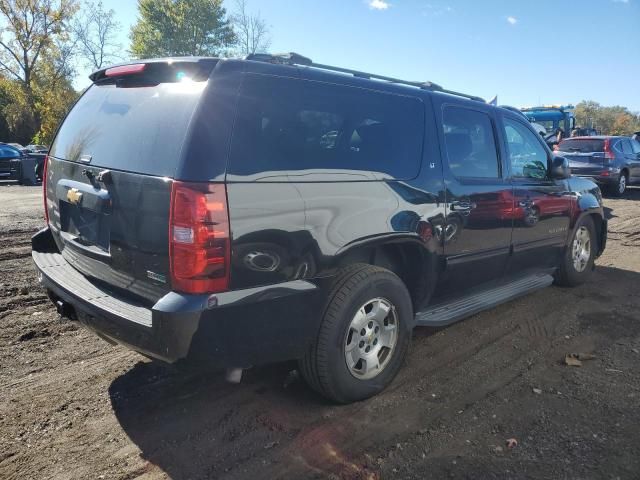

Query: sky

[77,0,640,111]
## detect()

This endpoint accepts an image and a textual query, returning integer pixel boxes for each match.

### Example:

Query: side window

[442,106,499,179]
[631,139,640,154]
[228,74,425,179]
[620,139,633,155]
[502,117,548,180]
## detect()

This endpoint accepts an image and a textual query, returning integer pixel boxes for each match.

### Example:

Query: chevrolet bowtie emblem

[66,188,83,205]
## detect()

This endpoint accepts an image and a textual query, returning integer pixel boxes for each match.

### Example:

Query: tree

[0,0,78,94]
[73,0,122,71]
[231,0,270,56]
[130,0,235,58]
[575,100,640,136]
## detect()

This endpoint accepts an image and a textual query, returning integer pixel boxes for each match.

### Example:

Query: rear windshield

[228,74,425,180]
[49,81,207,177]
[558,139,605,153]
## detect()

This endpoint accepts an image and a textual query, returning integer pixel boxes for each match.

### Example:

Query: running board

[415,273,554,327]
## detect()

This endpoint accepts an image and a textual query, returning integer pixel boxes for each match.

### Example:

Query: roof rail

[245,52,485,103]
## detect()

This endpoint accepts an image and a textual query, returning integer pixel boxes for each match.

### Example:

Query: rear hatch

[45,59,219,304]
[557,138,609,176]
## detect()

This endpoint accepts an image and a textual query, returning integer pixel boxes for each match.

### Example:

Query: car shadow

[109,265,640,480]
[603,206,616,220]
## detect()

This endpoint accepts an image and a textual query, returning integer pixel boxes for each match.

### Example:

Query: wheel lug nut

[375,327,379,333]
[360,328,366,336]
[359,341,365,348]
[365,346,370,353]
[373,338,378,345]
[368,321,373,329]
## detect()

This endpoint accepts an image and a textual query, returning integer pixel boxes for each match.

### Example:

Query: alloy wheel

[343,298,398,380]
[618,174,627,194]
[572,226,591,273]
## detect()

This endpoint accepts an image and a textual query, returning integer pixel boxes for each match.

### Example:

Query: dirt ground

[1,182,639,480]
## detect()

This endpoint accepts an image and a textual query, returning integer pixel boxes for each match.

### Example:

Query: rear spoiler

[89,57,220,83]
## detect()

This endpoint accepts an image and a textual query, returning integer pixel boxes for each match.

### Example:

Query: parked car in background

[557,136,640,196]
[6,142,28,154]
[0,143,25,181]
[26,144,48,153]
[33,54,607,403]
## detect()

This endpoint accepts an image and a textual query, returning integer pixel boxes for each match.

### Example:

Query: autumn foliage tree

[575,100,640,136]
[0,0,78,143]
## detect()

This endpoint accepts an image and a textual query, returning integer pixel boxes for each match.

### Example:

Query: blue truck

[521,105,598,148]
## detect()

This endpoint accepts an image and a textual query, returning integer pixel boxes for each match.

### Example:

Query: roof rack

[245,52,485,103]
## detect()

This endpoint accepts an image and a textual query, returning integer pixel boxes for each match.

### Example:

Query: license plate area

[60,201,111,252]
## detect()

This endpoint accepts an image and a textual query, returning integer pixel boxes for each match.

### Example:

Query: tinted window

[49,82,208,177]
[228,75,425,180]
[503,118,548,179]
[631,139,640,154]
[557,139,605,153]
[443,106,499,178]
[620,139,633,155]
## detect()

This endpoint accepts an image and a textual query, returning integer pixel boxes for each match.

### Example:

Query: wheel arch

[333,234,439,311]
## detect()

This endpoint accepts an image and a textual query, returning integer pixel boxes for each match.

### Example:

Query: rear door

[500,115,572,273]
[45,60,221,304]
[620,139,640,181]
[432,100,512,298]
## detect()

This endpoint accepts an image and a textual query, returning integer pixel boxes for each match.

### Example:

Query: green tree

[130,0,235,58]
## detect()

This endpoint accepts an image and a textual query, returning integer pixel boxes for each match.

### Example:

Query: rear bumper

[573,173,618,186]
[32,228,322,366]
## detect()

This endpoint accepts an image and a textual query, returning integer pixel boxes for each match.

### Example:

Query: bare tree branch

[72,0,122,71]
[231,0,271,56]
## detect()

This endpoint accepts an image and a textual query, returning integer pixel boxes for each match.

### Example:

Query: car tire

[299,263,413,403]
[609,172,627,197]
[554,216,596,287]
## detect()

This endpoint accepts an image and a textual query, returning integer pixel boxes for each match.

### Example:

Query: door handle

[451,201,476,212]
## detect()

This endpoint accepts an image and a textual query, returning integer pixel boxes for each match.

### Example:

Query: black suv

[557,136,640,197]
[32,54,607,403]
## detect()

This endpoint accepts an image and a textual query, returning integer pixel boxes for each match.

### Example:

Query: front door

[500,115,572,273]
[432,102,513,300]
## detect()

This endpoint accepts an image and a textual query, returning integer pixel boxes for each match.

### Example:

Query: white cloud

[507,16,518,25]
[369,0,390,10]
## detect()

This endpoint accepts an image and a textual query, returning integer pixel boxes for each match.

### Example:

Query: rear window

[228,74,425,180]
[49,81,207,177]
[558,139,605,153]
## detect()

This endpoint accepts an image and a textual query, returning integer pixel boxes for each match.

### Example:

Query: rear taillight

[43,155,49,225]
[603,138,615,161]
[169,182,230,294]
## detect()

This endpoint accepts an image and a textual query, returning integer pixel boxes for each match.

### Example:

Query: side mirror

[550,156,571,179]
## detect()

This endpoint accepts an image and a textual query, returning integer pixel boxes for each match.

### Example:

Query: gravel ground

[1,182,639,480]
